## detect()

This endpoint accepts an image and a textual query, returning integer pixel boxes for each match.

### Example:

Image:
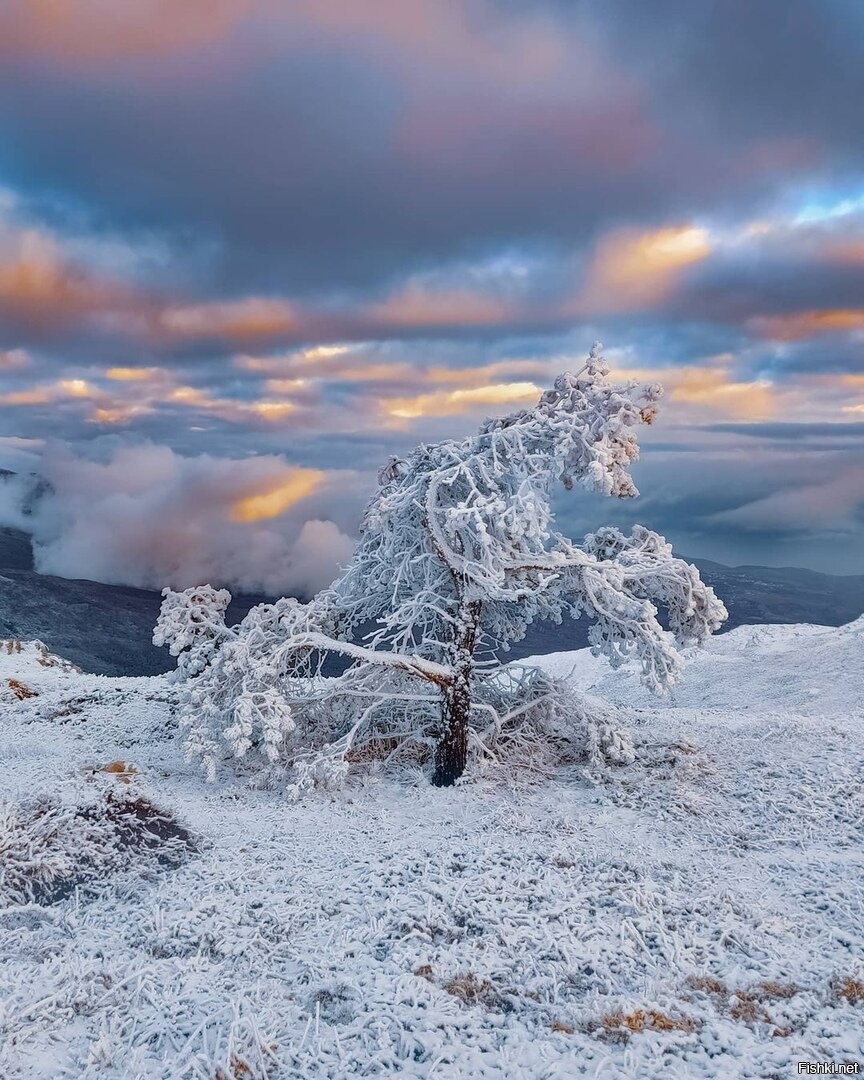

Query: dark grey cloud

[3,0,858,297]
[572,0,864,166]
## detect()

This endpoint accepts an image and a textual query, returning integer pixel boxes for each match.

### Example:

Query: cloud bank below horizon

[0,444,356,596]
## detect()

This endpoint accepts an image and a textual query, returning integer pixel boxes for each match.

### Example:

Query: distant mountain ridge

[1,526,862,677]
[0,527,268,676]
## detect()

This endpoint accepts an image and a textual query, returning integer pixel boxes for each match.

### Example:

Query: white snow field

[0,620,862,1079]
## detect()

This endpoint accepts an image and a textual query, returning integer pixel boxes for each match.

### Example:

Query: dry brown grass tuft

[687,975,727,996]
[595,1009,696,1042]
[414,964,433,980]
[728,996,772,1025]
[686,975,799,1035]
[727,990,798,1037]
[551,1020,575,1034]
[444,973,506,1010]
[754,981,799,1001]
[833,977,864,1005]
[345,736,402,764]
[215,1056,253,1079]
[7,678,37,700]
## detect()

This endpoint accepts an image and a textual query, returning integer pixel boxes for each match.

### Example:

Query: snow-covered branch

[282,632,453,687]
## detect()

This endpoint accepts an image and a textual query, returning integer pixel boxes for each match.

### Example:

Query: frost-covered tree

[156,344,727,790]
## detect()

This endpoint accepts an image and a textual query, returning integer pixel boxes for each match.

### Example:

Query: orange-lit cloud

[608,357,780,421]
[370,284,513,329]
[0,442,354,595]
[105,366,165,381]
[230,467,324,522]
[261,378,310,395]
[0,229,127,324]
[0,386,55,407]
[237,349,553,396]
[251,401,297,421]
[750,309,864,341]
[159,297,299,341]
[0,370,303,429]
[666,369,775,420]
[839,374,864,415]
[0,0,254,65]
[575,224,712,314]
[422,360,552,387]
[239,349,413,383]
[90,404,154,425]
[162,384,299,425]
[382,380,540,419]
[0,377,103,407]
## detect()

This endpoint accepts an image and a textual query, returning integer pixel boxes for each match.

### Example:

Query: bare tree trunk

[432,600,481,787]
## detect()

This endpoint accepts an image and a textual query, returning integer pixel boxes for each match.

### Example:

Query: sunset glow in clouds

[0,0,863,587]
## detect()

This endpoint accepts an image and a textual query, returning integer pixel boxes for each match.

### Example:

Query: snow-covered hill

[1,622,862,1078]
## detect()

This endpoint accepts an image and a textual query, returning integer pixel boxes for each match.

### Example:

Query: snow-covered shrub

[0,791,195,905]
[157,344,727,790]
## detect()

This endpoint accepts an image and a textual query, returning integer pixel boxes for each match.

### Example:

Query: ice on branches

[156,343,727,788]
[153,585,232,681]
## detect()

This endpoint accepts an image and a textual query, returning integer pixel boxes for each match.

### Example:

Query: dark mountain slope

[0,528,266,676]
[1,526,862,676]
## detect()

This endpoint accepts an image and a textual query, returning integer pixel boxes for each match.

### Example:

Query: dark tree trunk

[432,600,481,787]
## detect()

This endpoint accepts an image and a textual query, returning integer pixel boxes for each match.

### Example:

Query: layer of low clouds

[0,0,863,581]
[0,444,356,596]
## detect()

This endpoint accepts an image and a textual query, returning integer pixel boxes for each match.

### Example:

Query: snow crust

[0,622,862,1078]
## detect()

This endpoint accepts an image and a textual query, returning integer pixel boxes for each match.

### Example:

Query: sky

[0,0,863,593]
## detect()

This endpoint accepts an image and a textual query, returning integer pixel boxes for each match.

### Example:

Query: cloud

[0,436,43,476]
[663,367,776,421]
[749,309,864,342]
[0,443,356,596]
[709,462,864,533]
[0,227,129,332]
[574,225,712,315]
[381,380,542,420]
[230,468,324,522]
[0,377,104,408]
[0,0,254,65]
[0,348,30,370]
[158,298,300,341]
[369,284,516,332]
[105,366,164,381]
[0,0,778,296]
[702,420,864,443]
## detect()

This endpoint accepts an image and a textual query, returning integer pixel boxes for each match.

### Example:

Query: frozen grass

[0,623,862,1077]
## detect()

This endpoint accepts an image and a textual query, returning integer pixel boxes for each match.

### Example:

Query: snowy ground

[0,621,862,1078]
